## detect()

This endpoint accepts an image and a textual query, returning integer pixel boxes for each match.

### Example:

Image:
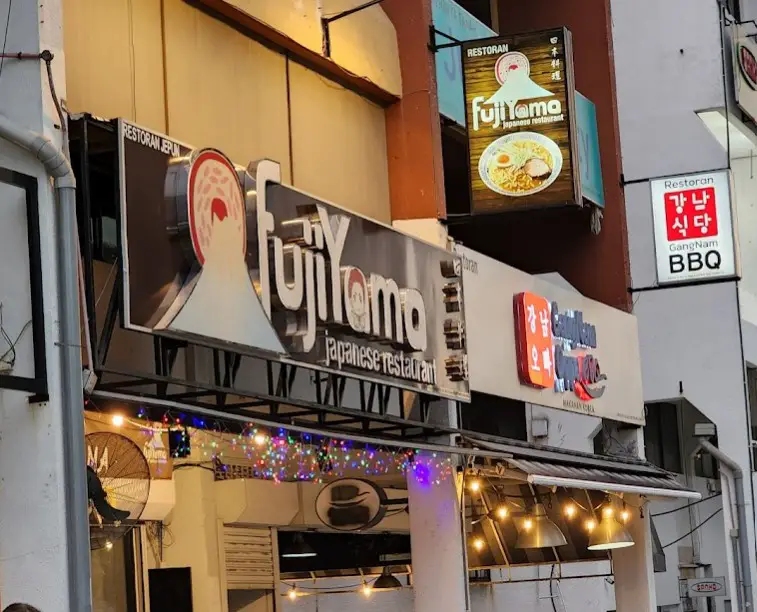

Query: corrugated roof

[461,435,699,499]
[506,458,688,492]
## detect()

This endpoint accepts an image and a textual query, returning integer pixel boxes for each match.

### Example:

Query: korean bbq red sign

[514,292,606,403]
[651,170,737,285]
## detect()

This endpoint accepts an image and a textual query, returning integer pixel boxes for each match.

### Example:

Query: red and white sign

[685,577,726,598]
[663,186,717,242]
[651,170,737,285]
[514,292,554,389]
[457,245,644,425]
[514,292,607,404]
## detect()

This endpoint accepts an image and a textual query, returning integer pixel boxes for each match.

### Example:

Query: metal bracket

[321,0,385,57]
[428,26,464,52]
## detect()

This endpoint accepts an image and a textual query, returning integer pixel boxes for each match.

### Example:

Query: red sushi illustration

[187,150,246,266]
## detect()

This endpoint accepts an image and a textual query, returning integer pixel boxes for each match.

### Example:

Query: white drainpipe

[0,113,92,612]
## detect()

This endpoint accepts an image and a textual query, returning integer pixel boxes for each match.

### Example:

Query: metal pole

[0,113,92,611]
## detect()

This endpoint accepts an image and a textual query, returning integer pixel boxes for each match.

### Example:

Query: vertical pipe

[57,182,93,612]
[699,439,753,610]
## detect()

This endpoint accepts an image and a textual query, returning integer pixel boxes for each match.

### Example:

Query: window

[644,402,682,473]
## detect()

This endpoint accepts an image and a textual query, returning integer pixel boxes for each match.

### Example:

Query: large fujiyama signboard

[118,120,469,401]
[457,245,644,425]
[462,28,581,214]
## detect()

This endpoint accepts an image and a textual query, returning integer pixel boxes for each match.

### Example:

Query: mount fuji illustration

[486,51,554,105]
[155,150,286,355]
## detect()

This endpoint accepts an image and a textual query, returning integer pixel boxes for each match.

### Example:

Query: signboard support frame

[0,167,48,397]
[428,26,466,52]
[87,281,453,440]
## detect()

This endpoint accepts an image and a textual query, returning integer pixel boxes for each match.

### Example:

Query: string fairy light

[126,407,455,485]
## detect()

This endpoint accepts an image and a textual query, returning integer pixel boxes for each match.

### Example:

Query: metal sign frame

[70,115,458,442]
[0,167,47,396]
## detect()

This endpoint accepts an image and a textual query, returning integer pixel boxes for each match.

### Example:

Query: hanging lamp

[515,503,568,549]
[588,508,635,551]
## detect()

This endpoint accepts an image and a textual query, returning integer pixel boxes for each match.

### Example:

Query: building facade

[613,0,757,610]
[0,1,722,611]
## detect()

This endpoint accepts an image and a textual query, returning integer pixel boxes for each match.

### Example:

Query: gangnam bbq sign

[650,170,738,285]
[117,120,469,401]
[514,292,606,406]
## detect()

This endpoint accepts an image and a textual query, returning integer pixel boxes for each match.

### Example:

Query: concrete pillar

[382,0,446,222]
[612,497,658,612]
[163,466,224,612]
[407,460,469,612]
[0,0,75,608]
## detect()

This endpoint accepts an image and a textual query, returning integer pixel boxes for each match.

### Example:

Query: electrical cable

[650,492,723,517]
[0,308,32,367]
[0,0,12,81]
[661,508,723,550]
[281,580,370,592]
[549,563,558,612]
[172,462,215,474]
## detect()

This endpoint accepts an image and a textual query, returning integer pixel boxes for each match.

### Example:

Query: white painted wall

[0,0,75,609]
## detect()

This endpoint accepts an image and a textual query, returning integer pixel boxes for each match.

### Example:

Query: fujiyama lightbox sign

[457,245,644,425]
[650,170,738,286]
[462,28,580,214]
[118,120,469,400]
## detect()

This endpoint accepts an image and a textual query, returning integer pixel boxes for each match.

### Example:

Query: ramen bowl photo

[477,132,563,197]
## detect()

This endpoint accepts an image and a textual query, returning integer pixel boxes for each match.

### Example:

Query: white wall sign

[734,25,757,123]
[650,170,737,285]
[686,577,727,598]
[456,245,645,425]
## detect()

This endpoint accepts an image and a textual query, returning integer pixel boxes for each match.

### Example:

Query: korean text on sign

[514,292,554,389]
[664,186,719,241]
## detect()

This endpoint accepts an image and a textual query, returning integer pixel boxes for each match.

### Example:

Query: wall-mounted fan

[86,432,151,550]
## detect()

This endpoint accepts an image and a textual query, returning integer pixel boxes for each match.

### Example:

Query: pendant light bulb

[362,582,373,597]
[288,588,298,601]
[496,505,509,520]
[515,504,568,549]
[564,503,577,519]
[472,536,485,552]
[588,509,635,551]
[469,478,481,493]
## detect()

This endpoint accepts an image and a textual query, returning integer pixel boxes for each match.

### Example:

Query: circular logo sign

[494,51,530,86]
[315,478,387,532]
[739,45,757,91]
